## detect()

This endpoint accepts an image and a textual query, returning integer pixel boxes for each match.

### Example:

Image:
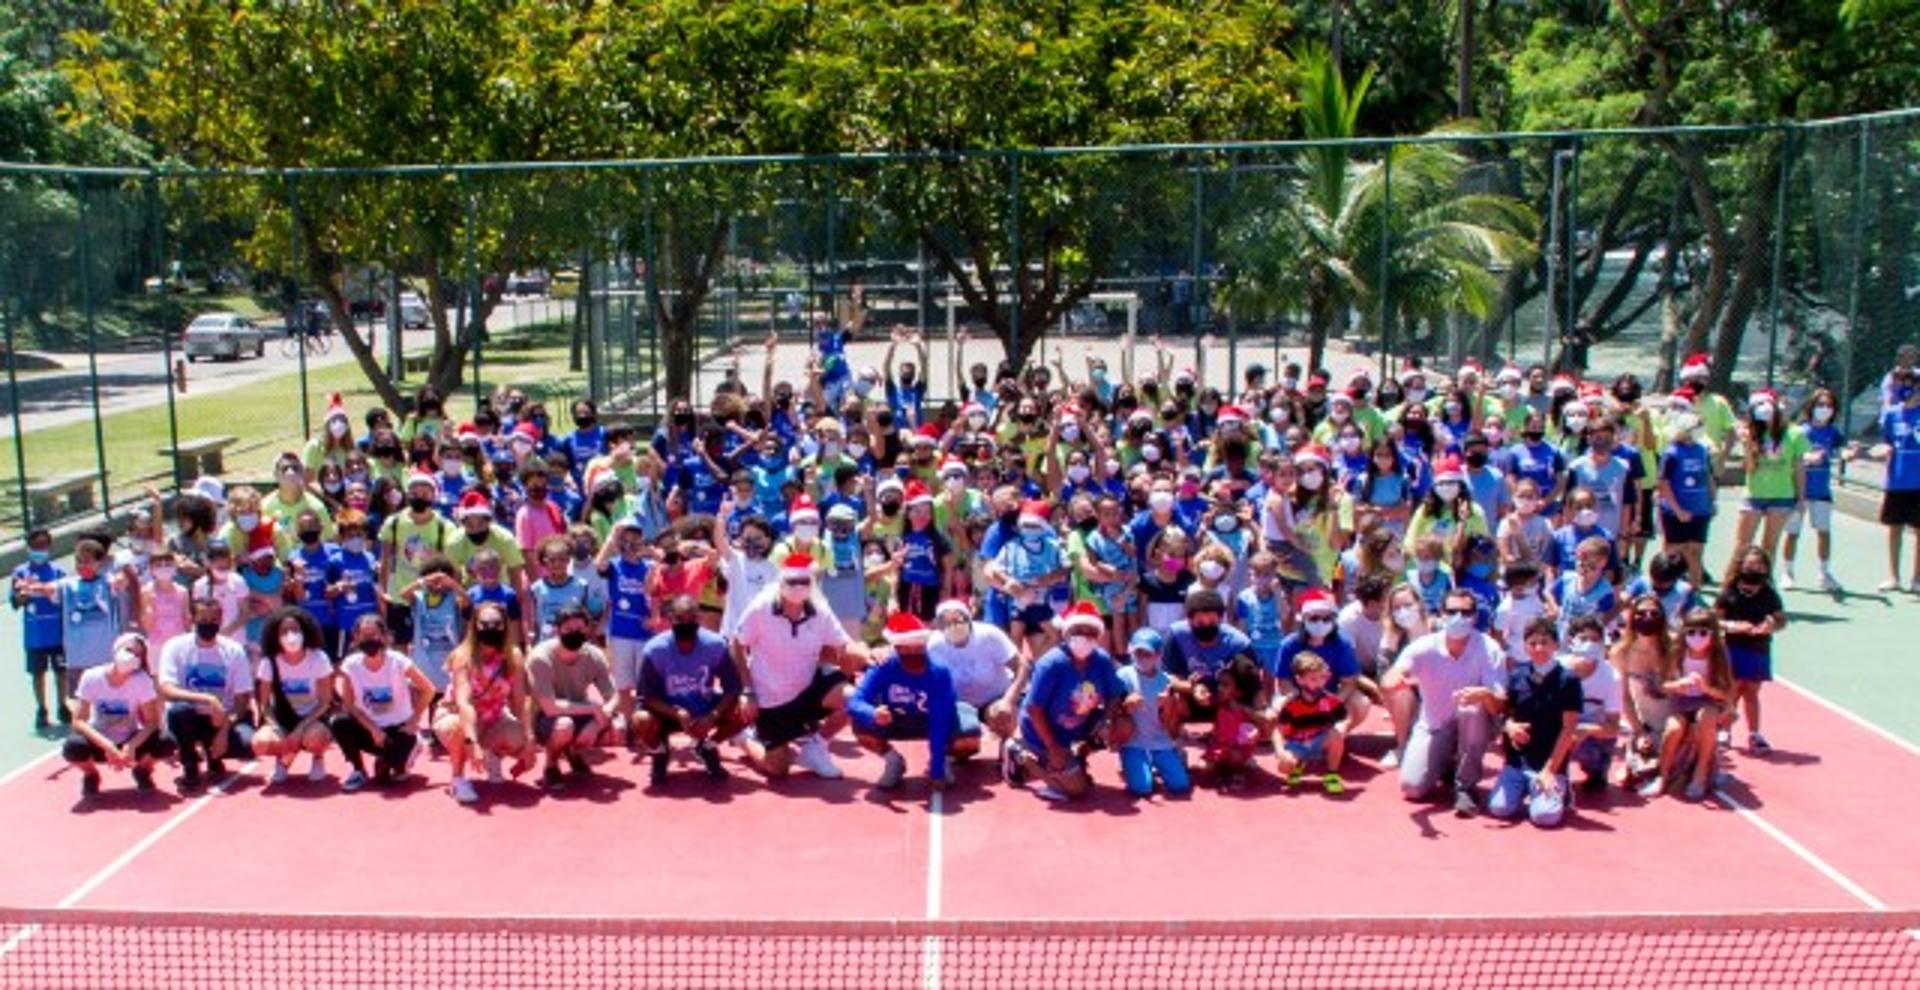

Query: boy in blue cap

[1116,628,1191,797]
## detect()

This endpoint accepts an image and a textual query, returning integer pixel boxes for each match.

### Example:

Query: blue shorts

[1745,497,1797,513]
[25,646,64,676]
[1283,730,1332,765]
[1729,643,1772,683]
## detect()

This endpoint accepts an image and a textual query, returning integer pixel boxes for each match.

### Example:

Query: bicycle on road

[281,328,333,359]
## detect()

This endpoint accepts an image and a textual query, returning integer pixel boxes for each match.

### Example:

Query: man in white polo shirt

[1383,588,1508,817]
[733,552,864,779]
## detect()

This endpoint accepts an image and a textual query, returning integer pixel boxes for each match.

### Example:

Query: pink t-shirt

[514,501,567,559]
[143,581,190,645]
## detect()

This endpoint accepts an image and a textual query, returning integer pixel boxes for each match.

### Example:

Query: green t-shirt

[379,512,450,597]
[262,490,334,539]
[1745,425,1808,501]
[444,524,526,578]
[1406,502,1492,547]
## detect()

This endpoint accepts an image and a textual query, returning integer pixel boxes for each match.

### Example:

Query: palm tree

[1222,46,1537,372]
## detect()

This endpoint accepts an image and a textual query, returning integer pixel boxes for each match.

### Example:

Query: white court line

[1714,784,1889,912]
[921,790,945,990]
[0,762,257,960]
[1776,676,1920,762]
[0,748,61,790]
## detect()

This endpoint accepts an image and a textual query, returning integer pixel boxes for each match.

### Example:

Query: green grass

[0,335,602,534]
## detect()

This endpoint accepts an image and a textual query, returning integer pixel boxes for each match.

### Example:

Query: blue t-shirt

[60,575,122,668]
[850,654,959,779]
[899,527,948,588]
[1466,466,1508,528]
[11,560,65,650]
[1567,453,1632,536]
[1500,441,1566,506]
[818,328,850,384]
[675,455,727,516]
[1163,621,1255,682]
[1549,573,1617,638]
[1233,588,1285,665]
[1889,404,1920,492]
[1621,576,1699,626]
[1019,646,1126,750]
[640,628,738,717]
[466,581,522,623]
[1126,510,1194,572]
[565,426,607,480]
[1549,523,1618,575]
[995,533,1066,586]
[1274,630,1360,684]
[241,567,285,645]
[291,544,338,629]
[1659,441,1716,518]
[530,575,604,639]
[332,547,380,633]
[1801,424,1844,502]
[602,556,652,641]
[887,380,928,426]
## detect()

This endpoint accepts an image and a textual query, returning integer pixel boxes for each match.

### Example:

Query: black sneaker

[565,752,591,780]
[695,743,729,780]
[372,758,393,786]
[206,758,227,783]
[34,709,51,733]
[55,706,71,725]
[80,773,101,799]
[177,760,202,792]
[541,764,567,790]
[649,749,671,787]
[1000,740,1027,786]
[132,767,155,793]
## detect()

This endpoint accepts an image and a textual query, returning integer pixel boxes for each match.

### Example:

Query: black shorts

[1881,489,1920,528]
[1181,677,1220,724]
[755,668,848,749]
[386,602,415,647]
[26,647,64,676]
[1634,489,1655,536]
[1660,511,1711,545]
[63,733,174,765]
[535,709,607,744]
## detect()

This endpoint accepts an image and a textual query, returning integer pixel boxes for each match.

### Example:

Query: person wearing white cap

[850,612,977,792]
[65,632,173,799]
[927,598,1027,743]
[733,552,861,779]
[1004,601,1129,800]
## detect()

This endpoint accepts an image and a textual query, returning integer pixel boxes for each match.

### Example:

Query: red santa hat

[780,552,815,581]
[1680,352,1711,381]
[1306,372,1330,389]
[910,424,941,447]
[960,402,988,421]
[1668,386,1698,410]
[511,420,542,444]
[1549,373,1579,396]
[1458,359,1485,379]
[1294,587,1337,617]
[1292,444,1332,469]
[939,456,969,479]
[1018,499,1050,527]
[1495,364,1524,384]
[324,392,349,424]
[884,612,931,648]
[1432,454,1467,485]
[904,480,934,507]
[788,494,820,524]
[405,469,440,499]
[456,490,494,520]
[876,476,906,498]
[1216,404,1250,426]
[1057,600,1105,636]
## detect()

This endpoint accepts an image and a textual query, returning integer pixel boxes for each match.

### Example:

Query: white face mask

[1406,388,1429,405]
[944,475,967,493]
[1751,403,1775,423]
[1444,401,1464,419]
[1433,482,1461,501]
[1564,413,1589,432]
[1298,469,1324,492]
[1268,406,1289,425]
[328,419,349,439]
[1141,443,1162,463]
[112,649,141,673]
[1067,634,1097,659]
[150,565,177,583]
[1443,613,1476,639]
[1338,436,1361,454]
[1392,605,1422,630]
[1067,465,1090,484]
[1329,407,1350,423]
[1811,406,1835,425]
[1061,423,1081,442]
[1498,384,1518,402]
[280,628,305,653]
[1571,638,1603,660]
[1575,508,1600,528]
[968,414,987,430]
[864,553,886,570]
[793,523,819,542]
[1149,491,1174,513]
[944,623,971,647]
[1197,561,1227,581]
[849,443,868,459]
[1302,616,1335,639]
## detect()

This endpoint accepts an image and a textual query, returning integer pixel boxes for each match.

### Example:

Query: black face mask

[360,639,386,655]
[1630,615,1662,635]
[1465,451,1489,468]
[298,529,322,545]
[663,551,684,566]
[674,413,695,428]
[575,416,597,430]
[195,620,221,641]
[672,620,700,643]
[1075,517,1098,534]
[1522,432,1545,444]
[408,495,434,513]
[475,626,507,649]
[1192,622,1220,644]
[525,485,548,500]
[467,527,490,545]
[881,500,902,517]
[559,630,589,651]
[971,375,988,388]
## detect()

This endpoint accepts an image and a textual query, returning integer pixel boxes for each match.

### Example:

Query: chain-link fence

[3,109,1917,538]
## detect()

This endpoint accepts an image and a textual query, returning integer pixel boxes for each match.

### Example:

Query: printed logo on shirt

[886,684,930,713]
[185,664,227,692]
[363,686,394,712]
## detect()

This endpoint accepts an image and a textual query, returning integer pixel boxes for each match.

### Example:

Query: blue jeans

[1399,709,1492,799]
[1120,747,1190,796]
[1488,766,1569,827]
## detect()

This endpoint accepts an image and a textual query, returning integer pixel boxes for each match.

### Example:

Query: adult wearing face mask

[526,605,618,790]
[303,394,358,472]
[1565,415,1634,544]
[157,596,257,791]
[1500,411,1570,516]
[851,613,976,793]
[634,595,742,785]
[1005,602,1129,801]
[1676,353,1738,470]
[1724,387,1806,579]
[65,633,173,799]
[927,599,1028,745]
[1383,589,1507,817]
[1272,588,1369,732]
[1162,588,1254,726]
[333,614,435,793]
[1288,445,1352,588]
[262,460,333,541]
[1408,456,1490,556]
[733,553,860,780]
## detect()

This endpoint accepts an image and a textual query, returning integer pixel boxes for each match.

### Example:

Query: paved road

[0,298,570,433]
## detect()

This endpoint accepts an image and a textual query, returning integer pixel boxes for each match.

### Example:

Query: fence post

[1008,155,1022,370]
[824,162,837,345]
[1841,121,1871,436]
[4,293,29,530]
[285,174,311,440]
[151,176,183,491]
[1764,127,1793,389]
[1564,140,1581,366]
[462,173,483,409]
[73,175,112,519]
[642,172,663,418]
[1190,162,1206,380]
[1376,148,1393,383]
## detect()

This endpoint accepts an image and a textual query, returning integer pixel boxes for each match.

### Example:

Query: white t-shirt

[927,623,1018,707]
[78,666,158,744]
[192,572,250,634]
[1335,602,1386,675]
[733,588,849,708]
[1564,653,1623,727]
[256,650,335,719]
[1493,591,1547,652]
[340,650,417,728]
[719,554,779,638]
[158,633,254,708]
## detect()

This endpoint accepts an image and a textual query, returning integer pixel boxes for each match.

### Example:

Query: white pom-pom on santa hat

[884,612,931,648]
[1056,600,1105,636]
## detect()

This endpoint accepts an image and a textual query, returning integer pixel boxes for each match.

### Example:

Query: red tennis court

[2,679,1918,987]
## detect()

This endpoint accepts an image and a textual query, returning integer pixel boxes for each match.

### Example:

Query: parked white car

[181,312,267,361]
[398,292,430,328]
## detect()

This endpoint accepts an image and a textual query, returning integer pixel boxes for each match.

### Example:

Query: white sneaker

[1821,571,1843,593]
[1779,571,1796,591]
[485,754,504,784]
[307,758,327,783]
[449,776,478,805]
[1036,783,1070,802]
[876,750,907,790]
[794,735,843,779]
[1880,578,1901,592]
[269,762,290,785]
[1379,750,1400,770]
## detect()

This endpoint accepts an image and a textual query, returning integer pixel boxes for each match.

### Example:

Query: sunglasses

[782,577,813,588]
[1442,607,1477,617]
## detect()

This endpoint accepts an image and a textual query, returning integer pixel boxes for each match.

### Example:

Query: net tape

[0,908,1917,988]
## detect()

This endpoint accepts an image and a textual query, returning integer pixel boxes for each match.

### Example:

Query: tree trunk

[1707,144,1785,394]
[1664,138,1731,368]
[1455,0,1475,119]
[1329,0,1346,68]
[648,215,731,402]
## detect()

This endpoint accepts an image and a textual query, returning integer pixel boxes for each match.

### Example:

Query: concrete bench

[26,470,104,523]
[401,353,432,377]
[159,434,239,480]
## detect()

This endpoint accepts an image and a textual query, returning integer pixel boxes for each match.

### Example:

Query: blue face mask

[1467,562,1492,580]
[28,550,49,565]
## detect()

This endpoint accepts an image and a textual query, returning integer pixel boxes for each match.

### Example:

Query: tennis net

[1,907,1917,988]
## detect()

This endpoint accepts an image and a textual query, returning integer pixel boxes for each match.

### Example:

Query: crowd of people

[10,317,1919,824]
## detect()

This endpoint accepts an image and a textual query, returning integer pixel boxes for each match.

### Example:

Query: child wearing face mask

[1782,388,1846,592]
[1140,530,1197,635]
[1547,537,1618,641]
[401,555,469,694]
[1716,547,1786,757]
[26,540,125,707]
[328,511,382,659]
[12,527,69,730]
[1492,562,1547,652]
[987,500,1070,654]
[1646,609,1736,801]
[1497,479,1555,569]
[1408,535,1455,615]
